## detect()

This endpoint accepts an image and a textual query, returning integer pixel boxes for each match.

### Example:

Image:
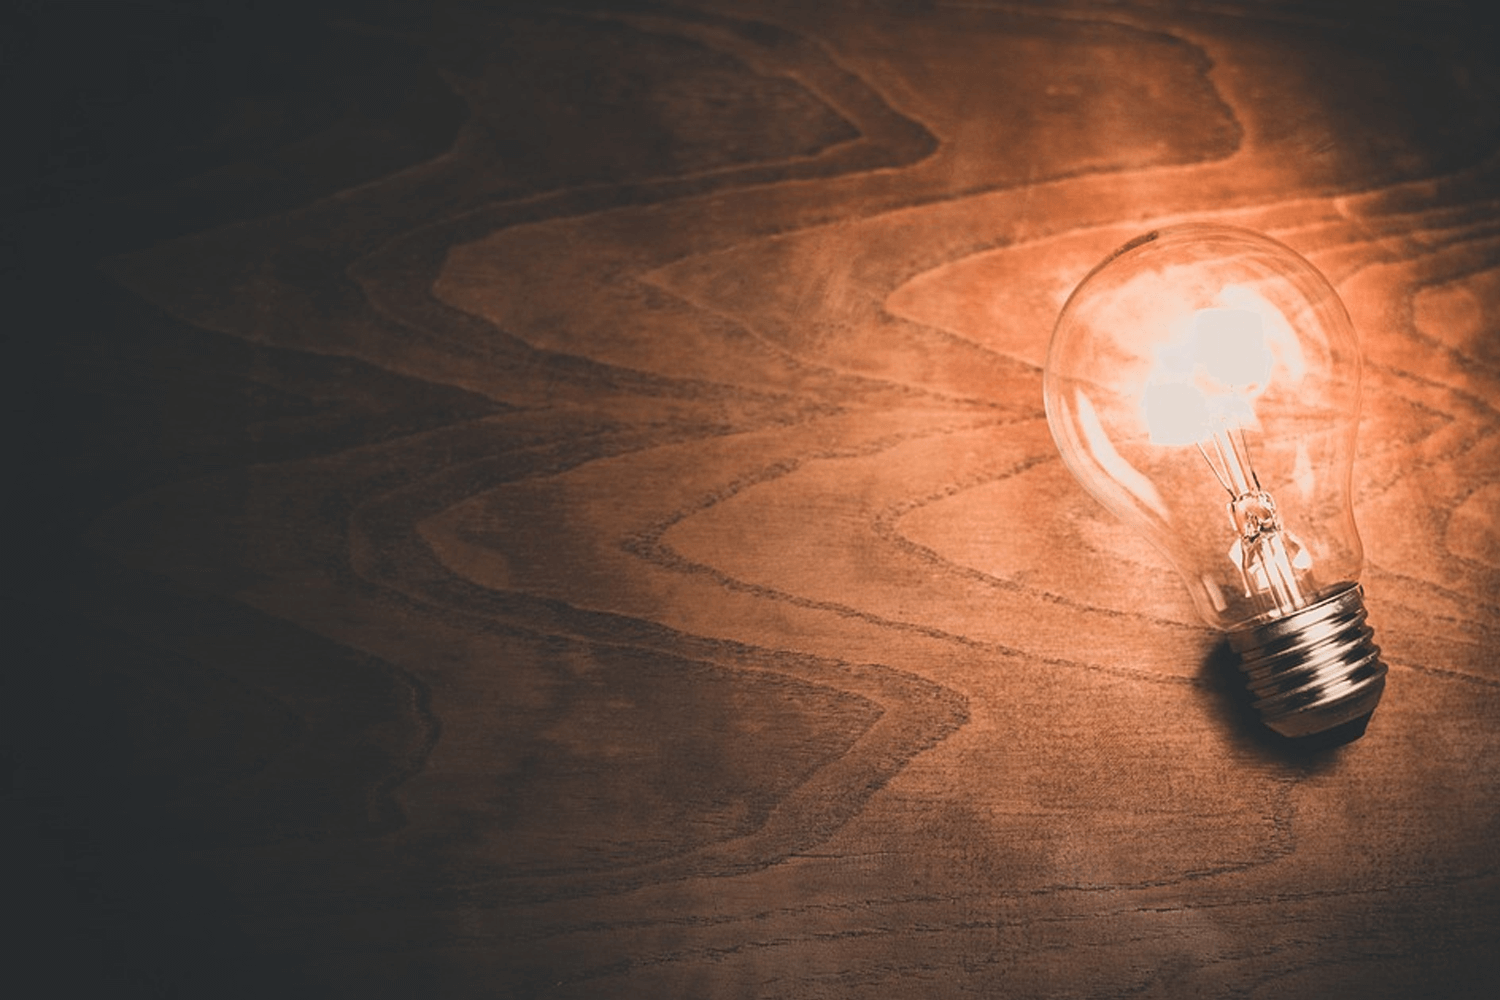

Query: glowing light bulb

[1043,224,1386,740]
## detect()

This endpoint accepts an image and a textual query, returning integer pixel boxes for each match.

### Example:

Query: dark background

[7,2,1500,996]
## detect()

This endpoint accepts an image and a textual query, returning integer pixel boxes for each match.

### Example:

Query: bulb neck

[1227,582,1386,740]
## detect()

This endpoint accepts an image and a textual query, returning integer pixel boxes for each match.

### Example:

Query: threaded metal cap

[1227,582,1387,739]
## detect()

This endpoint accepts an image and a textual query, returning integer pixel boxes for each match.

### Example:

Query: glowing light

[1044,224,1386,740]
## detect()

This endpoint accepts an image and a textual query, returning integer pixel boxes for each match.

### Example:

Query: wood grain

[13,1,1500,996]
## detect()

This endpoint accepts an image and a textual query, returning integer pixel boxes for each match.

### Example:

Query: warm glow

[1194,308,1272,390]
[1141,293,1289,447]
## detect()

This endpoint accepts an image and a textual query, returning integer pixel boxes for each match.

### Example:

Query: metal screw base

[1227,582,1387,739]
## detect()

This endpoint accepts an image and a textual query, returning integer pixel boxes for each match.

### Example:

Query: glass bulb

[1043,223,1386,740]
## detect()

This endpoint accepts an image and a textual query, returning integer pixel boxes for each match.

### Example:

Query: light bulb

[1043,223,1386,740]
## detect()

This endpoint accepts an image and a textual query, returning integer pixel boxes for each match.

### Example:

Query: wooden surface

[11,2,1500,996]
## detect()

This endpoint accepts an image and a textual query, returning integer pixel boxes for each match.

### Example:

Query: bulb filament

[1198,426,1310,617]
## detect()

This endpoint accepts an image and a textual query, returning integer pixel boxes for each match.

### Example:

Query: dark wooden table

[11,2,1500,996]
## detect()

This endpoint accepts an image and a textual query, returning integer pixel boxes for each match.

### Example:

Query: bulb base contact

[1228,583,1387,739]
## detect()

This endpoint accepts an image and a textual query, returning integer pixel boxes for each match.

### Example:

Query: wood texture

[12,2,1500,996]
